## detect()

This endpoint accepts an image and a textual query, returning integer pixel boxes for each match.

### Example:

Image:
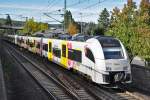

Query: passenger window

[53,48,61,58]
[43,44,48,51]
[68,49,82,63]
[36,43,40,49]
[49,42,52,52]
[62,45,66,57]
[85,48,95,63]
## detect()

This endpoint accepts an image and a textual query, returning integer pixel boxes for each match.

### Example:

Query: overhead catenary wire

[67,0,90,8]
[1,0,110,24]
[83,0,107,10]
[47,0,56,8]
[48,0,61,10]
[69,0,107,17]
[43,13,62,23]
[75,13,99,19]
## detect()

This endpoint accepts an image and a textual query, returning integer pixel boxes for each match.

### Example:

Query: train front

[87,36,132,85]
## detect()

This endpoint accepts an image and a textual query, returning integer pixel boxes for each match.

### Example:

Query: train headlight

[106,66,111,71]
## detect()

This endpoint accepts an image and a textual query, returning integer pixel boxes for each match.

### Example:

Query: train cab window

[85,48,95,63]
[43,44,48,51]
[68,49,82,63]
[49,42,52,52]
[62,45,66,57]
[53,48,61,58]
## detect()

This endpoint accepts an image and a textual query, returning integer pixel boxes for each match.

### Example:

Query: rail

[5,42,80,100]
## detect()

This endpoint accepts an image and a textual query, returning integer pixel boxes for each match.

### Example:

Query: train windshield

[103,50,124,59]
[97,37,124,59]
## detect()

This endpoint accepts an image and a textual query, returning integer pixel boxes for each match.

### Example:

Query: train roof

[94,36,121,47]
[72,34,92,42]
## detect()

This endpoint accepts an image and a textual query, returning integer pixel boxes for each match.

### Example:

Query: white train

[5,34,132,85]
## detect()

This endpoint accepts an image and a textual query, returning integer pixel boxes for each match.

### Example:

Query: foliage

[83,22,96,35]
[98,8,110,33]
[87,8,110,35]
[106,0,150,61]
[64,10,75,30]
[22,18,48,35]
[5,14,13,34]
[67,22,78,35]
[64,10,80,35]
[5,14,12,26]
[93,25,105,35]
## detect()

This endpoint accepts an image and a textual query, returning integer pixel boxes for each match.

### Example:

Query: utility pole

[80,13,83,34]
[64,0,67,33]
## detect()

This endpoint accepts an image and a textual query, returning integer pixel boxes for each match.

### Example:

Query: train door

[48,40,53,61]
[60,41,68,68]
[40,38,43,56]
[32,39,36,53]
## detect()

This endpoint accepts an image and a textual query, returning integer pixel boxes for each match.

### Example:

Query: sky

[0,0,141,24]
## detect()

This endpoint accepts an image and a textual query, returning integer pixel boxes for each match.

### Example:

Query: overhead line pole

[80,13,83,34]
[64,0,67,33]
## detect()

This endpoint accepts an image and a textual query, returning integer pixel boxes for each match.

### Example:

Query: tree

[107,0,150,61]
[98,8,110,33]
[40,23,49,31]
[5,14,12,26]
[139,0,150,25]
[67,22,78,35]
[22,18,48,35]
[84,22,96,35]
[5,14,13,34]
[64,10,74,31]
[93,25,104,35]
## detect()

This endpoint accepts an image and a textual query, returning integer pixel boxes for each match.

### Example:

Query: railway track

[5,42,80,100]
[5,41,146,100]
[5,42,97,100]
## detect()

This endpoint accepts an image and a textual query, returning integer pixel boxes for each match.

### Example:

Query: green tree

[139,0,150,25]
[40,23,48,31]
[92,24,105,35]
[98,8,110,33]
[5,14,12,26]
[64,10,75,31]
[5,14,13,34]
[22,18,48,35]
[107,0,150,61]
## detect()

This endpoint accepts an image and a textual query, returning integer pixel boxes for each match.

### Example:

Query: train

[5,34,132,85]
